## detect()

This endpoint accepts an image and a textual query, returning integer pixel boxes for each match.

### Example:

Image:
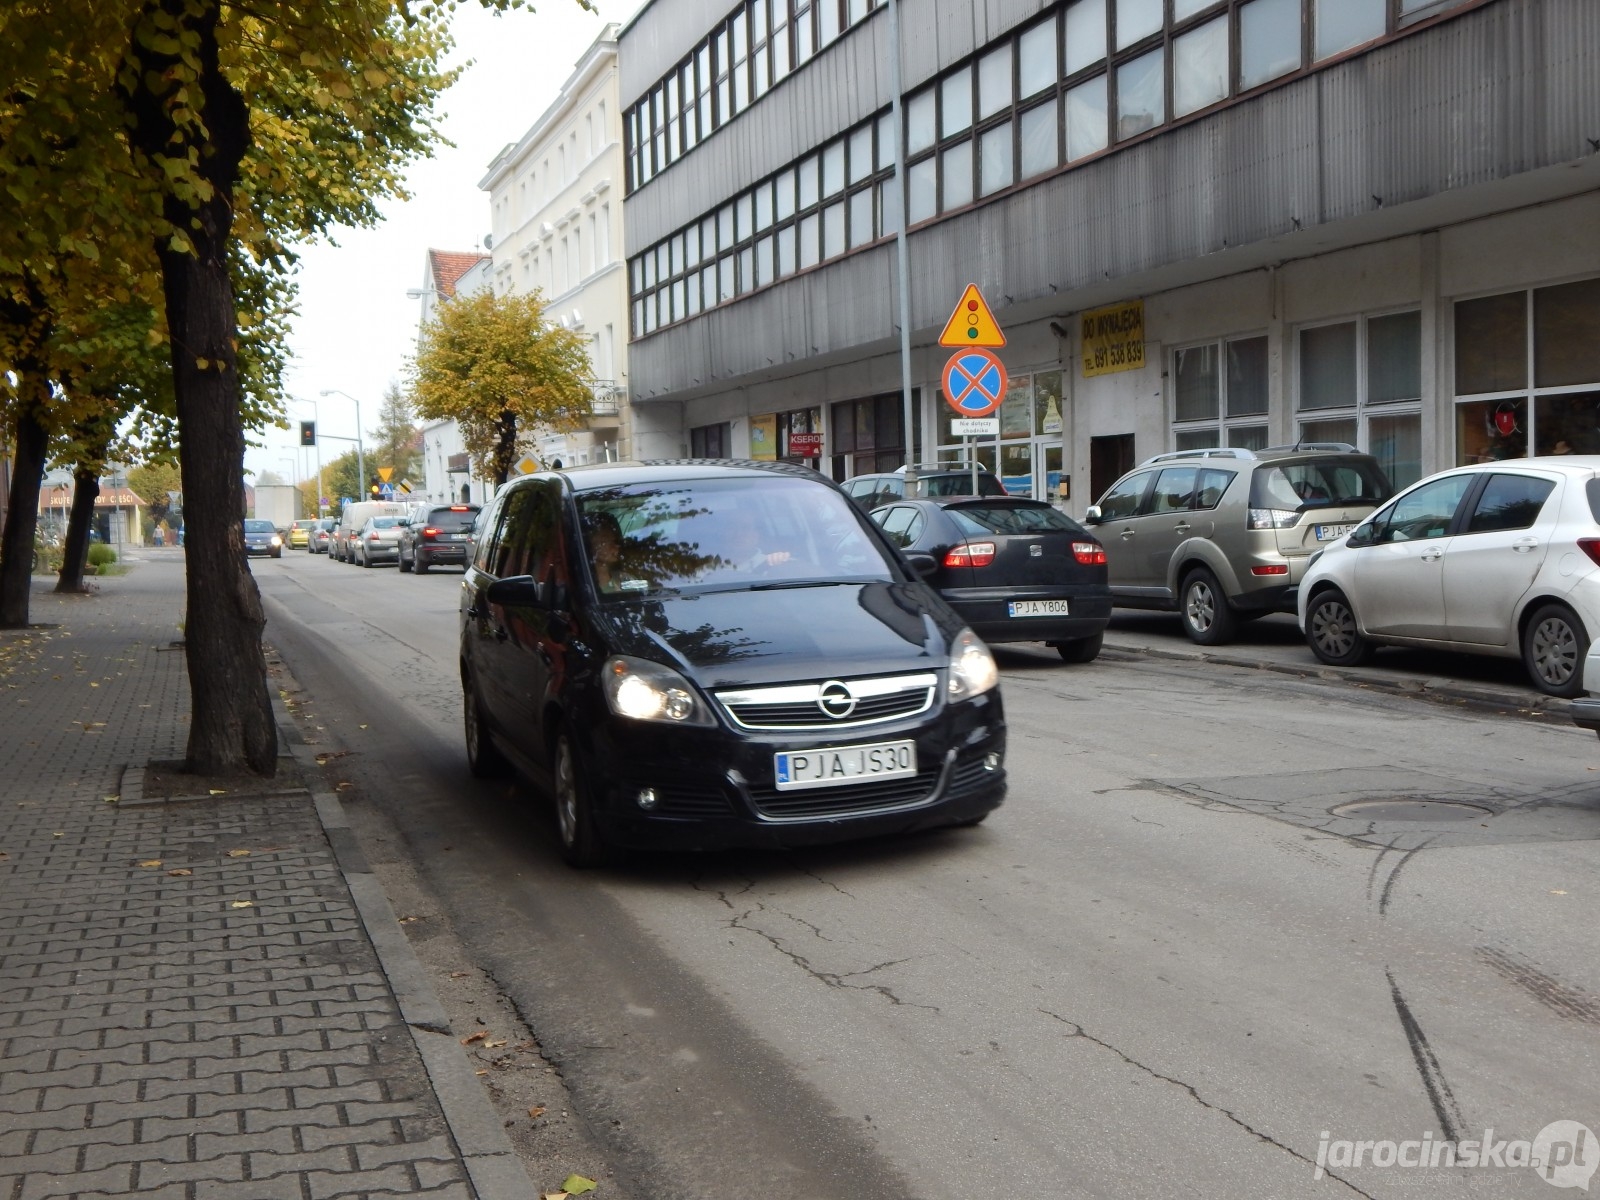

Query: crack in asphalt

[788,859,857,899]
[730,904,938,1012]
[1036,1008,1377,1199]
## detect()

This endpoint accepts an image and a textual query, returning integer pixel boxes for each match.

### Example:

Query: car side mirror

[1082,505,1103,525]
[1346,522,1374,548]
[486,575,543,606]
[904,552,940,578]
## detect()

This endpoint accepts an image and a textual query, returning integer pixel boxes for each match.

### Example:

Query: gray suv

[1084,445,1392,644]
[843,463,1009,511]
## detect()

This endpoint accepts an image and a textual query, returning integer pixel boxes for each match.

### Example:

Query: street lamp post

[319,389,365,505]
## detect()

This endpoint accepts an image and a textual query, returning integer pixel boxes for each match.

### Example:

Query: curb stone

[264,673,540,1200]
[1097,640,1572,722]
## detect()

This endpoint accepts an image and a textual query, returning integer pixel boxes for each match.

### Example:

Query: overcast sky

[248,0,641,490]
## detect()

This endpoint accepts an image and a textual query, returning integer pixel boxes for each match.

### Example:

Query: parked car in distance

[460,460,1007,866]
[286,519,317,549]
[871,497,1112,662]
[843,462,1009,511]
[1300,456,1600,698]
[308,518,336,553]
[1085,445,1393,645]
[353,516,404,567]
[399,503,481,574]
[242,518,282,559]
[332,500,408,562]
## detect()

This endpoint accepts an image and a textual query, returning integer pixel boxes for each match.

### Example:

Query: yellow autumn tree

[410,288,596,487]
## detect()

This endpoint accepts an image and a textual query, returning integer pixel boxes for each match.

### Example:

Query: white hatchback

[1297,456,1600,697]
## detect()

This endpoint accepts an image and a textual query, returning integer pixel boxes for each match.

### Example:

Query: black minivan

[459,460,1007,866]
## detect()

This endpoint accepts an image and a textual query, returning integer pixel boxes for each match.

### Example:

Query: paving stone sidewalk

[0,559,508,1200]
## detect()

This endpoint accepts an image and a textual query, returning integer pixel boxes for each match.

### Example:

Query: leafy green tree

[411,288,595,487]
[371,380,422,486]
[0,0,491,774]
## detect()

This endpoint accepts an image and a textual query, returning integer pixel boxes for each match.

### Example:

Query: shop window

[1534,278,1600,389]
[1172,335,1269,451]
[1298,312,1422,486]
[690,422,731,457]
[1455,292,1527,394]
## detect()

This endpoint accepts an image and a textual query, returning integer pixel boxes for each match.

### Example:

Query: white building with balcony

[480,22,681,463]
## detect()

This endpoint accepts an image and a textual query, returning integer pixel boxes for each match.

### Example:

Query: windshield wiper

[746,579,854,591]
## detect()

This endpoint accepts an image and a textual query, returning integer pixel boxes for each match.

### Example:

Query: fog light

[983,753,1000,772]
[637,788,658,810]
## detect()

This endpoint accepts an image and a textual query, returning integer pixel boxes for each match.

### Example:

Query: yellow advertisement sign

[749,413,778,461]
[1081,300,1145,377]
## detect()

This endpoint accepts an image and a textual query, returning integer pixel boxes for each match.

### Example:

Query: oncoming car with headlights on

[459,460,1008,866]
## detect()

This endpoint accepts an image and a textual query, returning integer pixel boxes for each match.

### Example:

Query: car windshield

[576,476,894,596]
[948,504,1087,535]
[1249,458,1392,511]
[922,473,1009,497]
[243,520,274,534]
[428,508,478,532]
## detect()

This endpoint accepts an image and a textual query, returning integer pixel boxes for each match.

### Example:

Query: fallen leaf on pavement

[139,860,162,868]
[449,971,469,979]
[528,1106,546,1120]
[335,781,354,791]
[461,1030,489,1044]
[167,869,193,877]
[52,832,63,838]
[475,1069,489,1076]
[230,900,254,908]
[1551,889,1568,895]
[227,849,250,857]
[484,1039,508,1049]
[562,1176,598,1195]
[209,789,227,796]
[398,915,420,924]
[102,795,119,803]
[359,723,368,729]
[540,1193,569,1200]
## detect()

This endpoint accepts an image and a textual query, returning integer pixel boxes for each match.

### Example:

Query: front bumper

[582,690,1007,852]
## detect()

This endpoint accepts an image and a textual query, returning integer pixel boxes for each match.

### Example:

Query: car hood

[596,581,959,689]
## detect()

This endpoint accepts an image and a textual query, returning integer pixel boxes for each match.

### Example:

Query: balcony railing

[589,382,625,418]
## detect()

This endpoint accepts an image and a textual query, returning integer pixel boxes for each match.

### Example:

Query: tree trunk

[55,466,101,594]
[126,0,275,776]
[0,385,50,628]
[493,408,516,488]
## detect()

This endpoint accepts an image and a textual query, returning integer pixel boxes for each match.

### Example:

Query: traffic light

[298,420,316,446]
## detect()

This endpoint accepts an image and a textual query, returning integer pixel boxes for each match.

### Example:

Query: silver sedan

[353,516,404,568]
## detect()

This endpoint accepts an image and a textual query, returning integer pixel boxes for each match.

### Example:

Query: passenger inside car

[583,511,626,593]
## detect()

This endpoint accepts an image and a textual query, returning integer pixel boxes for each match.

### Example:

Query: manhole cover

[1330,799,1493,821]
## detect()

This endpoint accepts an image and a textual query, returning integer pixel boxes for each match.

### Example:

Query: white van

[331,500,409,562]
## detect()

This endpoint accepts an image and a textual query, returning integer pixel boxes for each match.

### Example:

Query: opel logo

[817,681,857,719]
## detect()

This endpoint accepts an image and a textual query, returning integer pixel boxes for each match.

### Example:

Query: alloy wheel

[1311,598,1358,659]
[1185,582,1216,634]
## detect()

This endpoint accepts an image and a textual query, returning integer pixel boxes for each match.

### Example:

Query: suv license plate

[774,740,916,791]
[1009,600,1069,617]
[1314,524,1354,542]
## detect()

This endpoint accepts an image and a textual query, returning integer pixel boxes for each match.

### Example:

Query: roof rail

[1138,447,1259,466]
[1258,442,1359,455]
[895,461,992,473]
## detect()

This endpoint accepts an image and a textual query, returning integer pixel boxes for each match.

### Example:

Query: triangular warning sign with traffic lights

[937,284,1006,348]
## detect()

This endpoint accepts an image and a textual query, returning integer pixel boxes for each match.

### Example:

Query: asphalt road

[255,549,1600,1200]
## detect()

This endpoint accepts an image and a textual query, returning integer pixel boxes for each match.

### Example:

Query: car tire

[1179,568,1236,645]
[1054,633,1103,664]
[361,548,372,567]
[399,550,412,573]
[1305,587,1375,667]
[272,549,281,559]
[1522,603,1589,698]
[415,554,430,576]
[463,677,509,779]
[554,728,614,869]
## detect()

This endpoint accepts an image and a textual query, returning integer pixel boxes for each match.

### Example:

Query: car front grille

[715,672,937,731]
[745,762,944,819]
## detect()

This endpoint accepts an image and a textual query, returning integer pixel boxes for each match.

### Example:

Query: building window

[1297,311,1423,487]
[1171,335,1270,453]
[829,394,905,479]
[690,422,732,457]
[1454,280,1600,465]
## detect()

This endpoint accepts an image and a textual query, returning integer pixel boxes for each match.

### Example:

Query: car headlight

[270,535,283,546]
[947,628,999,700]
[602,655,714,725]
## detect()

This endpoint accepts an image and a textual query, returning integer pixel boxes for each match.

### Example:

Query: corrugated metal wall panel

[630,0,1600,402]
